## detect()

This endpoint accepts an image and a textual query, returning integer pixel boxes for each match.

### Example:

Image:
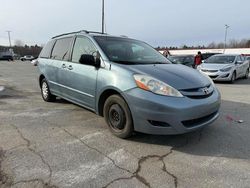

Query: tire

[230,72,236,83]
[244,69,249,79]
[103,95,133,138]
[41,78,56,102]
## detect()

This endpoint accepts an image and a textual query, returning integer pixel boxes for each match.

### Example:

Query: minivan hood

[200,63,233,70]
[119,64,211,90]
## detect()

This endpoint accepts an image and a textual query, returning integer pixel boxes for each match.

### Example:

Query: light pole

[224,24,230,53]
[102,0,105,33]
[6,30,12,47]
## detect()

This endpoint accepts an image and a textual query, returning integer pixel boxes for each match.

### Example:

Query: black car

[201,53,221,60]
[167,55,194,67]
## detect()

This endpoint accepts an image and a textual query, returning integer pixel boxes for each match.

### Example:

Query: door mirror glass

[79,54,101,67]
[236,61,243,64]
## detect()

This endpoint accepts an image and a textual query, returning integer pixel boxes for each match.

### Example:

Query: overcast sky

[0,0,249,47]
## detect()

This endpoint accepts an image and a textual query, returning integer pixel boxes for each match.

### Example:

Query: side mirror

[79,54,101,67]
[235,61,243,65]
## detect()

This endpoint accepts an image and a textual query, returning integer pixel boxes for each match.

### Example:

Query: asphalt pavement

[0,60,250,188]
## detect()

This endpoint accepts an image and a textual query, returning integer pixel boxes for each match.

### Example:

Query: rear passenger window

[51,37,73,61]
[39,40,55,58]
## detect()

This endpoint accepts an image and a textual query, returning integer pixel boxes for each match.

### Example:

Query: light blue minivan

[38,30,221,138]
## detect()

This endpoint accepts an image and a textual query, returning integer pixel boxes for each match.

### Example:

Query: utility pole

[102,0,105,33]
[224,24,230,53]
[6,30,12,47]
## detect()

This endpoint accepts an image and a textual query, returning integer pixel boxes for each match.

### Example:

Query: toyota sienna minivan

[38,30,221,138]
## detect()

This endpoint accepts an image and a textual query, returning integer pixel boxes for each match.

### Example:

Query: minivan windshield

[206,55,236,64]
[94,36,171,65]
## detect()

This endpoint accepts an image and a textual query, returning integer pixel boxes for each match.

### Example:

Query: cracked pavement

[0,61,250,188]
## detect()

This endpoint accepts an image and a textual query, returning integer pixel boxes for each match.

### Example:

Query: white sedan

[198,54,249,83]
[20,55,34,61]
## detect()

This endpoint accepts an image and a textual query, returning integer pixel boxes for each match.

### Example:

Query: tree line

[1,38,249,56]
[0,42,42,58]
[156,38,250,50]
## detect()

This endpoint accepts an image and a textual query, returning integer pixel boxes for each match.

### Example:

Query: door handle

[68,65,73,70]
[62,64,66,69]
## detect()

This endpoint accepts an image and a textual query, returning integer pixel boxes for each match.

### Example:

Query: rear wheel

[103,95,133,138]
[244,68,249,79]
[41,78,56,102]
[230,72,236,83]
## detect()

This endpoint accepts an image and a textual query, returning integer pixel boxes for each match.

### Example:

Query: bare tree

[14,39,24,46]
[207,42,216,49]
[228,39,238,48]
[246,40,250,48]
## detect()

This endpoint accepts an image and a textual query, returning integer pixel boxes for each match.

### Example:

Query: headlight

[220,66,232,72]
[197,65,202,70]
[133,74,183,97]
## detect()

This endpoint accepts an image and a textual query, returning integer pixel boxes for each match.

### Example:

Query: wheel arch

[39,74,45,88]
[97,88,125,116]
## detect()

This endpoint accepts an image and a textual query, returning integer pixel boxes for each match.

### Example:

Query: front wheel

[244,69,249,79]
[230,72,236,83]
[103,95,133,138]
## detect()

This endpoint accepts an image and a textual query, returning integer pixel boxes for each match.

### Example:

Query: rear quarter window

[39,40,55,58]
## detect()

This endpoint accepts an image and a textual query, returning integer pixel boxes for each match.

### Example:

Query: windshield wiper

[151,62,169,64]
[112,60,138,65]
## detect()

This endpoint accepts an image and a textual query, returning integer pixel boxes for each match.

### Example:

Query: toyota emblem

[202,87,209,94]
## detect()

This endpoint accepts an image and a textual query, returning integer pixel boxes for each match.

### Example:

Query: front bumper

[123,87,221,135]
[200,70,233,81]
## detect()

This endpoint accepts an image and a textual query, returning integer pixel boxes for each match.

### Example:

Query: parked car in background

[38,30,221,138]
[20,55,34,61]
[245,56,250,69]
[198,54,249,83]
[0,51,13,61]
[167,55,194,67]
[201,53,221,60]
[31,59,39,66]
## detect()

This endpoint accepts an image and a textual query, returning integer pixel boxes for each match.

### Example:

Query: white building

[160,48,250,56]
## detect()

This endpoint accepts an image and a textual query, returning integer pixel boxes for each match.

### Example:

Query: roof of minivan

[51,30,129,40]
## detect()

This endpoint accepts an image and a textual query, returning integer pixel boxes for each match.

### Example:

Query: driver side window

[72,37,97,63]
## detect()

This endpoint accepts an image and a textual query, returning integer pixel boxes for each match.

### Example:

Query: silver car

[20,55,34,61]
[38,30,221,138]
[198,54,249,83]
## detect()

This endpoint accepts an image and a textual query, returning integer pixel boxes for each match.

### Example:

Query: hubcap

[42,82,49,99]
[109,104,126,130]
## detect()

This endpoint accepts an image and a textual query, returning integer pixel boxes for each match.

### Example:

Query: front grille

[182,111,218,128]
[187,92,213,99]
[180,84,214,99]
[209,75,218,79]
